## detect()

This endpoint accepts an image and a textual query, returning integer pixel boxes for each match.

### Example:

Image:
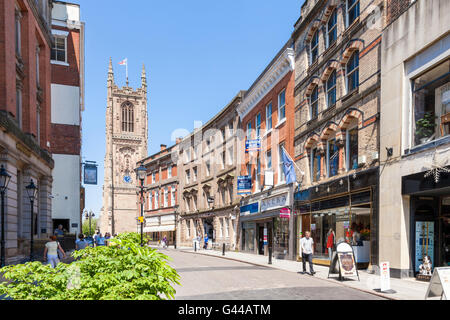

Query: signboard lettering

[245,139,261,153]
[237,176,252,195]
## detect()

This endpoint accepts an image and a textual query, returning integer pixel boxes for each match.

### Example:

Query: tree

[0,233,180,300]
[82,218,98,236]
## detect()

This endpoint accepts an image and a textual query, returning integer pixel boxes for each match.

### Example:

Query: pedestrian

[326,228,335,260]
[96,233,106,247]
[300,231,315,275]
[54,224,64,237]
[93,231,100,246]
[203,233,209,250]
[104,232,111,246]
[196,234,201,250]
[75,233,89,251]
[43,235,66,268]
[162,236,167,249]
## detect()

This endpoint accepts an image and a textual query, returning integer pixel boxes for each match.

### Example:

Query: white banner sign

[260,193,288,212]
[380,261,391,292]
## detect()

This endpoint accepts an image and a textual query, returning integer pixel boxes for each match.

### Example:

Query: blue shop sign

[295,189,311,201]
[245,139,261,153]
[240,202,259,216]
[237,176,252,195]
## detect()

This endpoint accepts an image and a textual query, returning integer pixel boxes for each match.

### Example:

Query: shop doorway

[258,226,264,255]
[203,218,214,241]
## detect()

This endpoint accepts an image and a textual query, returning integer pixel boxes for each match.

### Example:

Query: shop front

[402,166,450,275]
[144,214,176,245]
[239,185,295,260]
[295,167,379,268]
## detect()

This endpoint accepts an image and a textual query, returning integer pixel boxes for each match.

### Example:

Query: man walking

[300,231,315,275]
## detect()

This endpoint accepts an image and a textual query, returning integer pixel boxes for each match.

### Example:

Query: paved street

[164,249,385,300]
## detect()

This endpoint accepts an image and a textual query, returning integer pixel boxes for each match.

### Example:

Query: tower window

[121,102,134,132]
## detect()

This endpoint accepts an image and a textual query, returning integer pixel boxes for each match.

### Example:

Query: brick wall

[50,123,81,155]
[386,0,412,25]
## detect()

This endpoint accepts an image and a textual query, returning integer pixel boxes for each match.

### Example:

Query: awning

[143,225,176,233]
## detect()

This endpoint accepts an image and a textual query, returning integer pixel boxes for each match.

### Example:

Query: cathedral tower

[100,59,148,234]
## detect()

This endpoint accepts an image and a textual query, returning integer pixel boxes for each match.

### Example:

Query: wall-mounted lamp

[386,147,393,157]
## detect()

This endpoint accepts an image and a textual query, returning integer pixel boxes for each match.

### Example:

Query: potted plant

[416,112,437,144]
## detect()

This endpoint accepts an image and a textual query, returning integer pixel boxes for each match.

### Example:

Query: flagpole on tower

[126,58,129,86]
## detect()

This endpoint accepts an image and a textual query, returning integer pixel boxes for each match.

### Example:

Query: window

[347,0,360,26]
[412,59,450,146]
[310,30,319,64]
[310,86,319,119]
[266,150,272,169]
[164,187,168,208]
[228,121,234,137]
[347,127,359,170]
[152,172,155,184]
[221,128,226,142]
[193,167,197,182]
[121,102,134,132]
[247,163,251,176]
[16,88,22,128]
[222,151,226,169]
[327,138,339,178]
[326,70,337,108]
[193,145,198,160]
[15,11,21,56]
[51,36,66,62]
[327,10,337,48]
[266,102,272,131]
[278,90,286,122]
[155,191,159,209]
[221,188,226,205]
[311,148,321,182]
[256,156,261,191]
[149,192,153,210]
[227,146,233,165]
[256,113,261,138]
[186,220,190,238]
[347,51,359,92]
[185,170,190,184]
[278,144,286,183]
[184,148,191,163]
[247,121,252,140]
[206,160,211,177]
[168,165,172,178]
[171,185,176,206]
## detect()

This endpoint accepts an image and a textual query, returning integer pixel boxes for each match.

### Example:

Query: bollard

[194,241,197,252]
[268,247,272,265]
[222,243,225,256]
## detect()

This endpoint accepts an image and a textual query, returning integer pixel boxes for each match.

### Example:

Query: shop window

[310,85,319,119]
[326,70,337,108]
[327,138,339,178]
[327,10,337,48]
[346,127,359,170]
[310,147,321,182]
[346,51,359,93]
[346,0,360,27]
[412,58,450,146]
[310,30,319,64]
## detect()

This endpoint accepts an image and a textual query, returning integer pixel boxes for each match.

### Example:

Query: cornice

[237,48,295,120]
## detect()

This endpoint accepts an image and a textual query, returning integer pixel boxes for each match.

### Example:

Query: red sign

[280,208,291,218]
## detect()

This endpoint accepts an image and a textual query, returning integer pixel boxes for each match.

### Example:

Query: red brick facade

[50,123,81,155]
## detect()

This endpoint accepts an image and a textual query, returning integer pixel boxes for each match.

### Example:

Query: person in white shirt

[300,231,315,275]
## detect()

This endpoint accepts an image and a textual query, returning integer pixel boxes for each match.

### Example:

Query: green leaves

[0,232,180,300]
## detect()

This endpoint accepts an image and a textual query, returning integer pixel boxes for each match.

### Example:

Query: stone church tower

[100,58,148,234]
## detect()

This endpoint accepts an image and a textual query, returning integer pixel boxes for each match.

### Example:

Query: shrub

[0,233,180,300]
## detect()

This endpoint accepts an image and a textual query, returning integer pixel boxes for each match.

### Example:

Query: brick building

[292,0,383,269]
[177,92,244,250]
[50,1,85,235]
[237,42,297,260]
[0,0,54,263]
[141,143,179,245]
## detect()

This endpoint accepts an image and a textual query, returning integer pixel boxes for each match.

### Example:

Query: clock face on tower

[123,175,132,184]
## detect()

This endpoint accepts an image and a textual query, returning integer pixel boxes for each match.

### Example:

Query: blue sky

[77,0,303,217]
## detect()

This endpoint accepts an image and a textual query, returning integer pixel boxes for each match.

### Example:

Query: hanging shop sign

[245,139,261,153]
[237,176,252,195]
[280,208,291,219]
[83,163,98,185]
[263,227,268,245]
[261,193,288,212]
[425,267,450,300]
[328,242,360,281]
[265,170,274,187]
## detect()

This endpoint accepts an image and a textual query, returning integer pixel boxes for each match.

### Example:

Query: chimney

[175,137,183,144]
[160,144,167,151]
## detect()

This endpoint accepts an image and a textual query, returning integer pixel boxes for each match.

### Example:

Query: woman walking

[43,235,66,268]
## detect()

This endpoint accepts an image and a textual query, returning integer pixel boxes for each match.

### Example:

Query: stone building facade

[50,1,85,235]
[379,0,450,278]
[292,0,383,268]
[100,60,148,235]
[141,143,179,245]
[177,92,244,250]
[0,0,54,263]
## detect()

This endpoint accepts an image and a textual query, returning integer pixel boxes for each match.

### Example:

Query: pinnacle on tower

[108,57,114,83]
[141,64,147,89]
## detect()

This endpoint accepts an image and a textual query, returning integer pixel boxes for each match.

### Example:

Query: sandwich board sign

[328,241,360,281]
[374,261,396,294]
[425,267,450,300]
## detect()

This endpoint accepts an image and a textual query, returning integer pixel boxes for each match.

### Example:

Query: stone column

[318,142,326,179]
[337,136,346,174]
[38,175,53,238]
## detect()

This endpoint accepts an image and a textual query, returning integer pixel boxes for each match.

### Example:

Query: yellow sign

[138,216,144,223]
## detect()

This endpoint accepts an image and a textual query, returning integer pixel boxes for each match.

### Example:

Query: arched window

[310,30,319,64]
[310,85,319,119]
[326,70,337,108]
[327,10,337,48]
[121,102,134,132]
[346,51,359,92]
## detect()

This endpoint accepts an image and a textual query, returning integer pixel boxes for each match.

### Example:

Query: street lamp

[136,163,147,247]
[25,179,38,262]
[0,165,11,267]
[84,210,95,237]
